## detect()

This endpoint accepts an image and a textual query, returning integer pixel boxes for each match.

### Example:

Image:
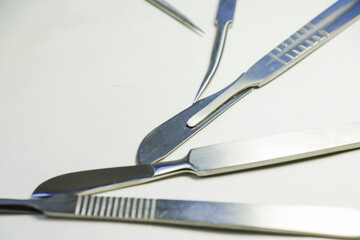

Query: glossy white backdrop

[0,0,360,239]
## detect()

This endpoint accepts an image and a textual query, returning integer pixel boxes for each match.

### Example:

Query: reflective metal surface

[193,0,237,102]
[146,0,204,34]
[188,0,360,127]
[137,0,360,165]
[1,194,360,239]
[137,78,252,165]
[1,1,360,239]
[33,123,360,196]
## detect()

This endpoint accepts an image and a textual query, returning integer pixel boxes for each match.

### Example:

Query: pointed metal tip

[194,71,214,103]
[193,85,206,103]
[192,24,205,34]
[146,0,204,35]
[171,13,205,35]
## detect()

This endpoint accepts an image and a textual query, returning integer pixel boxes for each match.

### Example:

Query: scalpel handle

[0,199,40,214]
[187,0,360,127]
[189,123,360,176]
[267,0,360,67]
[40,194,360,239]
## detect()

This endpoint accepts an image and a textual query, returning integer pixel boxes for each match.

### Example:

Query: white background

[0,0,360,239]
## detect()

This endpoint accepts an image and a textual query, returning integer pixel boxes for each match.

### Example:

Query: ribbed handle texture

[74,195,157,221]
[268,23,329,65]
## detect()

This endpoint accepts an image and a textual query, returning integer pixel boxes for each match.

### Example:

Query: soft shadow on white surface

[0,0,359,239]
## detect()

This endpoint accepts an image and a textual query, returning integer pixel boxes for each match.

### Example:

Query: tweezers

[194,0,237,102]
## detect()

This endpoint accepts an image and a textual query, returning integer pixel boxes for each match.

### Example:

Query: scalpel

[138,0,360,165]
[33,123,360,196]
[1,194,360,239]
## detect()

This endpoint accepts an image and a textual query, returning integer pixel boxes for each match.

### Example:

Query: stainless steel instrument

[193,0,237,102]
[1,194,360,239]
[146,0,204,33]
[138,0,360,165]
[33,123,360,197]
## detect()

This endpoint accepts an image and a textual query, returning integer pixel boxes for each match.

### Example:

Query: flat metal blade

[136,81,252,165]
[32,165,155,197]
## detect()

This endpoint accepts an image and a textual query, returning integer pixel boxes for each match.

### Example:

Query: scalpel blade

[33,123,360,197]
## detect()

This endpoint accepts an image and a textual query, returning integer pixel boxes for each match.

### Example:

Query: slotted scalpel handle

[34,194,360,238]
[187,0,360,127]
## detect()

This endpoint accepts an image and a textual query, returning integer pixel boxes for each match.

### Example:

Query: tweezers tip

[146,0,204,35]
[193,89,204,103]
[194,26,205,34]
